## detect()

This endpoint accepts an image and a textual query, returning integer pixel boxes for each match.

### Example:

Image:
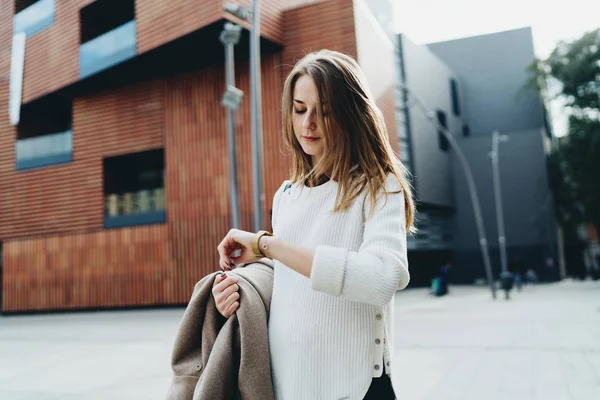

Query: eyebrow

[293,99,329,105]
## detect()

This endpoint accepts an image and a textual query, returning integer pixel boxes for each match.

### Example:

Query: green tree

[529,28,600,231]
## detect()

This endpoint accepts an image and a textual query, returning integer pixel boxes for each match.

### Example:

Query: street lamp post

[249,0,264,231]
[223,2,264,232]
[431,114,497,298]
[491,130,509,273]
[220,22,244,229]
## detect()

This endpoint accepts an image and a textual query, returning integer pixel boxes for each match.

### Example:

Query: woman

[213,50,414,400]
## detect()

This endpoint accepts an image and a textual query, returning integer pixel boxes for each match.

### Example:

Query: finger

[218,233,237,255]
[221,233,244,262]
[220,256,237,271]
[226,301,239,316]
[221,291,240,310]
[220,283,240,300]
[215,278,239,297]
[212,274,230,295]
[213,275,240,295]
[219,259,228,271]
[217,234,232,259]
[219,250,232,269]
[213,272,226,287]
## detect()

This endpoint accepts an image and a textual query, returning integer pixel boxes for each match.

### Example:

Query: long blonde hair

[281,50,415,231]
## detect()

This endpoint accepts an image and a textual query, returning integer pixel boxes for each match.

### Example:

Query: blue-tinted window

[16,130,72,170]
[79,21,136,79]
[13,0,55,38]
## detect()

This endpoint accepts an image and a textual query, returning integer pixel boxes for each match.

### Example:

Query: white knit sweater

[268,174,410,400]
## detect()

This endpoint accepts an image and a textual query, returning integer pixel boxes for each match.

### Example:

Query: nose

[301,110,317,131]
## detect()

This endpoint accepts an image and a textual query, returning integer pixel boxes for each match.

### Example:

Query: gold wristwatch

[252,230,273,258]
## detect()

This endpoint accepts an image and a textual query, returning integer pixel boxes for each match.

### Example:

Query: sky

[394,0,600,136]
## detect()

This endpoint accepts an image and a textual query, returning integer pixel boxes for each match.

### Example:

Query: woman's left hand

[217,229,260,270]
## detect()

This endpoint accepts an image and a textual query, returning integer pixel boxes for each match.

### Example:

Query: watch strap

[252,230,273,257]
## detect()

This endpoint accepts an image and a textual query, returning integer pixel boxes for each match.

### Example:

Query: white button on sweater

[268,174,409,400]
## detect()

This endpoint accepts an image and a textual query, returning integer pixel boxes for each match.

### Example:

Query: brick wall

[281,0,357,79]
[0,0,13,79]
[1,54,286,312]
[163,53,286,298]
[2,225,172,311]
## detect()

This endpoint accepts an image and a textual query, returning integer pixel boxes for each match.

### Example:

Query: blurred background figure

[510,257,524,292]
[525,268,538,286]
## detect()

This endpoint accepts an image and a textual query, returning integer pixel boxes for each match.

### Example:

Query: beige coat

[166,259,275,400]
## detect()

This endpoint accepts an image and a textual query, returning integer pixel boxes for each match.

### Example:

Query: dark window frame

[450,78,461,116]
[462,124,470,137]
[80,0,135,44]
[15,0,41,14]
[103,149,166,229]
[436,110,449,152]
[15,98,73,171]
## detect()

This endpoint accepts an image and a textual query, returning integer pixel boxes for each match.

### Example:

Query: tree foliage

[529,28,600,232]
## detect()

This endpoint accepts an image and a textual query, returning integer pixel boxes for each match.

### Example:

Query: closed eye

[293,108,306,114]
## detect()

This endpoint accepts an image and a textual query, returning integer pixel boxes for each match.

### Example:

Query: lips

[303,136,320,142]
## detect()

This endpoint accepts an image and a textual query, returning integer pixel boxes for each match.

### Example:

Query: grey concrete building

[396,34,461,284]
[398,27,559,285]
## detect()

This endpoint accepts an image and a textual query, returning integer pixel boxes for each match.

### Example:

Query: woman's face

[292,75,328,166]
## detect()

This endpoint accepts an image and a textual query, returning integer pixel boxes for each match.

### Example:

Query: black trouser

[363,372,395,400]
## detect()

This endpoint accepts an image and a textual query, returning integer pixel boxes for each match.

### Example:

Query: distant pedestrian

[525,269,537,285]
[509,258,523,292]
[437,262,451,296]
[500,270,514,300]
[513,272,523,291]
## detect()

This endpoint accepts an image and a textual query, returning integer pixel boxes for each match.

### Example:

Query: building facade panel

[0,80,164,240]
[21,0,96,103]
[136,0,222,54]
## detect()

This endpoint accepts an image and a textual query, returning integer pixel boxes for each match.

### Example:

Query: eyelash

[293,109,329,117]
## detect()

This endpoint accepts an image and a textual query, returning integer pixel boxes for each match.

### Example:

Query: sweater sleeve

[310,175,410,306]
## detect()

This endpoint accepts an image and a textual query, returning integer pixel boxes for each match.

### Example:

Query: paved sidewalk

[393,281,600,400]
[0,280,598,399]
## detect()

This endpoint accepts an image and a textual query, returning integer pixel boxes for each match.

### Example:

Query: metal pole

[450,129,497,298]
[224,40,241,229]
[557,225,567,279]
[491,130,508,273]
[397,81,497,298]
[250,0,264,231]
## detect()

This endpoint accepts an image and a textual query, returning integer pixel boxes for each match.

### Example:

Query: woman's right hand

[212,273,240,318]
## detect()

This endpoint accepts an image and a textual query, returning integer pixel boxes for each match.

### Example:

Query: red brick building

[0,0,399,312]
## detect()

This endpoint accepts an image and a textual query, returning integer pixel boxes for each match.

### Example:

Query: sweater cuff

[310,245,347,296]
